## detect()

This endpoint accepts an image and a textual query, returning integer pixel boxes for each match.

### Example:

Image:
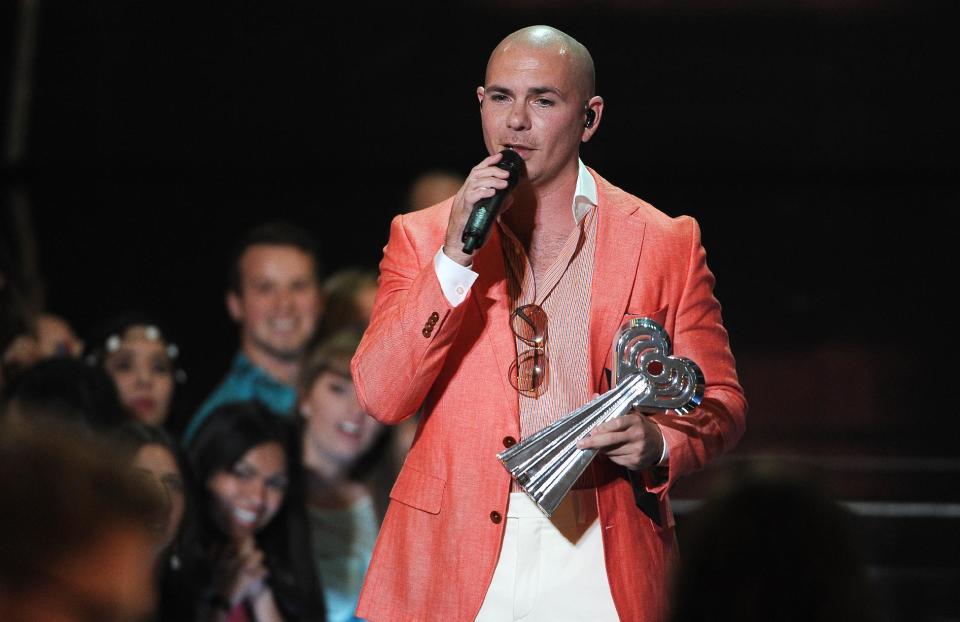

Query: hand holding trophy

[497,318,705,516]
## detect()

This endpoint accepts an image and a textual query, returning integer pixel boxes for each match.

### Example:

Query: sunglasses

[508,304,549,396]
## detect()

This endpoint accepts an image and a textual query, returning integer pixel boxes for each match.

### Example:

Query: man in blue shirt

[185,222,324,441]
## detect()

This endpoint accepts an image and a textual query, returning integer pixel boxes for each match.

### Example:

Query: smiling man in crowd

[185,222,324,441]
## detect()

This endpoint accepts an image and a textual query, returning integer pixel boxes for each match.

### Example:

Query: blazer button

[490,511,502,524]
[429,311,440,322]
[502,436,516,448]
[422,327,432,338]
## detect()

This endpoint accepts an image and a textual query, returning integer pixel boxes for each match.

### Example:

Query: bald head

[487,26,596,99]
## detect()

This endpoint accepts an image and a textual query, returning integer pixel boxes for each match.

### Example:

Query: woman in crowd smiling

[185,401,324,622]
[298,330,395,622]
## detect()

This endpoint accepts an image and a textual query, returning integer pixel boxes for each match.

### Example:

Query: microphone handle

[460,149,523,254]
[461,192,507,254]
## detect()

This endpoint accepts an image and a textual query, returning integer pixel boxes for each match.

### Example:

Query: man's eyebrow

[485,84,513,95]
[529,86,564,97]
[485,84,566,98]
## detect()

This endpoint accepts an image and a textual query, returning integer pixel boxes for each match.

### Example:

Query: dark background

[3,1,958,618]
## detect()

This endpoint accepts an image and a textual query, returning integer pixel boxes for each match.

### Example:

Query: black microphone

[461,149,524,254]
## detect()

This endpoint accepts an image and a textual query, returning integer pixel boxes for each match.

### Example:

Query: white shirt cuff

[434,247,479,307]
[656,423,670,466]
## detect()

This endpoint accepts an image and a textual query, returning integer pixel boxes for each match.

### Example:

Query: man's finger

[578,430,630,450]
[592,414,642,435]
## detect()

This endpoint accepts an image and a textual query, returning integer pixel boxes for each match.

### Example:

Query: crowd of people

[1,218,406,622]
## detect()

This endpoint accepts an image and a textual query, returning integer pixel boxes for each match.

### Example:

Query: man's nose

[274,287,295,310]
[507,100,530,131]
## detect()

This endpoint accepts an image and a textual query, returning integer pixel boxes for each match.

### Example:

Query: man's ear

[477,86,485,107]
[581,95,604,143]
[226,291,244,323]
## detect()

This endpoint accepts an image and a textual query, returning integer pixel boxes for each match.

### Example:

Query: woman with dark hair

[297,330,395,622]
[84,312,188,433]
[185,401,325,622]
[112,421,197,622]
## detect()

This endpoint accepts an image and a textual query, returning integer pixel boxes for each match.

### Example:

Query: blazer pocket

[622,305,668,329]
[389,465,445,515]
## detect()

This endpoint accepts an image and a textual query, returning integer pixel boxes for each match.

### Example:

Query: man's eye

[533,98,554,107]
[489,93,509,102]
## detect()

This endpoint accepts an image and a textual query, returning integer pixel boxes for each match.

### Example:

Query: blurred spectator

[298,331,394,622]
[316,269,377,340]
[185,222,324,442]
[34,313,84,358]
[84,313,187,433]
[405,170,464,213]
[0,416,164,622]
[2,356,127,431]
[2,312,83,389]
[113,422,190,559]
[112,422,198,622]
[670,465,877,622]
[185,401,325,621]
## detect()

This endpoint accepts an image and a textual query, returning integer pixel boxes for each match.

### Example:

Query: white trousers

[475,491,620,621]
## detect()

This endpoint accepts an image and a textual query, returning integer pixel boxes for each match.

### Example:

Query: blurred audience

[298,331,394,622]
[314,266,420,469]
[0,416,165,622]
[33,313,85,358]
[112,421,198,622]
[405,170,465,213]
[113,422,188,553]
[2,356,127,431]
[316,269,377,340]
[670,465,878,622]
[185,222,324,441]
[84,313,187,432]
[2,312,83,390]
[185,401,325,622]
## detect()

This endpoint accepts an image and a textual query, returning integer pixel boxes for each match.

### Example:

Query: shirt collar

[573,159,598,224]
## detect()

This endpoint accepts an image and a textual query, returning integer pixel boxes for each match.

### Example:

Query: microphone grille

[498,149,525,187]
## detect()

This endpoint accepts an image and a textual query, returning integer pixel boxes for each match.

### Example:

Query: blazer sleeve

[645,216,747,493]
[351,213,471,424]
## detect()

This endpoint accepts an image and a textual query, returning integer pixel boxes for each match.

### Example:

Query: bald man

[352,26,746,621]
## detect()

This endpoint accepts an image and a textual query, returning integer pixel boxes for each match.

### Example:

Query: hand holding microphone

[443,150,525,265]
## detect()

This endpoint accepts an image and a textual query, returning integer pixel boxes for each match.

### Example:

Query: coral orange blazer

[352,170,746,622]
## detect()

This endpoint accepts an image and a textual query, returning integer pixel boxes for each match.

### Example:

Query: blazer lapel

[470,226,520,421]
[589,177,647,392]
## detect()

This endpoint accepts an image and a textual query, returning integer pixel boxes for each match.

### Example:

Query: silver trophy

[497,318,705,516]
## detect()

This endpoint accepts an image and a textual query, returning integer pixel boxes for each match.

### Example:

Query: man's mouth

[268,318,297,332]
[503,144,534,158]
